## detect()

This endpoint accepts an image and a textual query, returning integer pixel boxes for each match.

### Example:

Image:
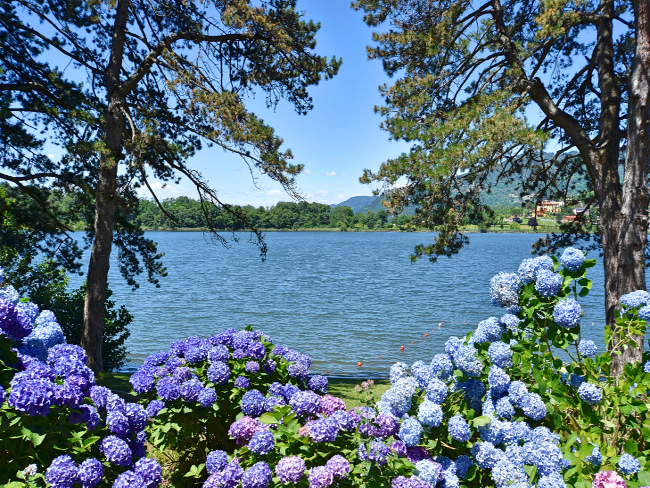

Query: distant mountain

[330,195,377,213]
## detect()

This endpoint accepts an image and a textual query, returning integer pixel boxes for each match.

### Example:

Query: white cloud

[315,190,329,196]
[265,189,282,196]
[46,154,56,160]
[325,171,337,176]
[303,169,312,175]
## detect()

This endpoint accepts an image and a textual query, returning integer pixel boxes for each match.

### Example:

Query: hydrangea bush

[131,327,336,485]
[0,271,163,488]
[371,249,650,488]
[199,400,416,488]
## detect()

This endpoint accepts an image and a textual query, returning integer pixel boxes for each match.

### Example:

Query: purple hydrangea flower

[246,361,260,373]
[283,384,301,402]
[376,413,399,438]
[309,417,339,443]
[263,360,276,374]
[249,430,275,455]
[369,441,391,465]
[288,362,309,380]
[276,456,306,484]
[208,344,230,363]
[76,458,103,488]
[308,466,334,488]
[0,297,33,340]
[229,416,260,443]
[289,391,321,417]
[45,455,77,488]
[264,395,286,411]
[320,394,346,416]
[221,461,245,488]
[180,378,204,402]
[53,382,84,408]
[133,458,163,488]
[107,411,131,437]
[391,440,407,457]
[326,455,350,478]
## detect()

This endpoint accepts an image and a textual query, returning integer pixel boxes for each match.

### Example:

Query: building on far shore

[539,200,564,214]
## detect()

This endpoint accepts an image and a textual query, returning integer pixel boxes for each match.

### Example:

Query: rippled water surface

[69,231,610,375]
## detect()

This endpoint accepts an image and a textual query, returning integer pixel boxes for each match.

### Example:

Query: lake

[68,231,610,376]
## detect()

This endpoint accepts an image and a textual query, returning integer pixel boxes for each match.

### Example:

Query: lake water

[68,231,610,376]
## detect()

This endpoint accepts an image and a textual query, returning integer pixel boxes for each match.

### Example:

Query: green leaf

[259,413,280,425]
[637,471,650,485]
[472,416,492,427]
[624,439,638,456]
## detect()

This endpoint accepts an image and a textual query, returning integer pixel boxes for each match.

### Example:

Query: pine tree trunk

[81,0,130,372]
[607,0,650,377]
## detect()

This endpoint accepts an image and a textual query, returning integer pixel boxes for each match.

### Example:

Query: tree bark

[609,0,650,376]
[81,0,130,372]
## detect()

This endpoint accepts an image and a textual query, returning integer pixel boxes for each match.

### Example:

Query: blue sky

[143,1,411,207]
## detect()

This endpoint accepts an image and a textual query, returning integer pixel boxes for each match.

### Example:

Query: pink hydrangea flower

[592,470,626,488]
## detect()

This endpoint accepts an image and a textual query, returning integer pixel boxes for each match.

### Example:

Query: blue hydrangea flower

[448,415,471,442]
[471,442,503,469]
[145,399,165,417]
[8,377,54,416]
[0,285,19,303]
[113,470,145,488]
[390,362,408,384]
[418,400,443,428]
[412,361,433,389]
[488,366,510,395]
[156,376,181,401]
[399,417,423,447]
[620,290,650,309]
[45,455,77,488]
[249,430,276,455]
[478,417,504,445]
[577,382,602,405]
[369,440,391,465]
[455,455,473,479]
[490,272,522,308]
[430,354,454,380]
[445,337,463,356]
[425,378,448,404]
[537,472,566,488]
[221,460,245,488]
[529,441,566,476]
[206,450,229,474]
[520,393,547,420]
[535,270,563,297]
[289,391,321,417]
[462,379,486,402]
[560,247,585,271]
[578,340,598,358]
[501,314,522,331]
[0,297,32,340]
[553,299,582,328]
[488,342,513,369]
[585,445,602,466]
[241,389,266,417]
[518,258,539,283]
[508,381,529,407]
[133,458,162,488]
[475,317,504,343]
[235,376,250,389]
[307,375,328,393]
[283,384,300,402]
[287,362,309,380]
[331,410,356,431]
[639,305,650,322]
[247,342,266,361]
[454,346,483,377]
[207,362,231,385]
[495,397,515,419]
[414,460,442,486]
[197,387,217,407]
[208,344,230,363]
[491,459,528,487]
[76,457,103,488]
[100,435,132,466]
